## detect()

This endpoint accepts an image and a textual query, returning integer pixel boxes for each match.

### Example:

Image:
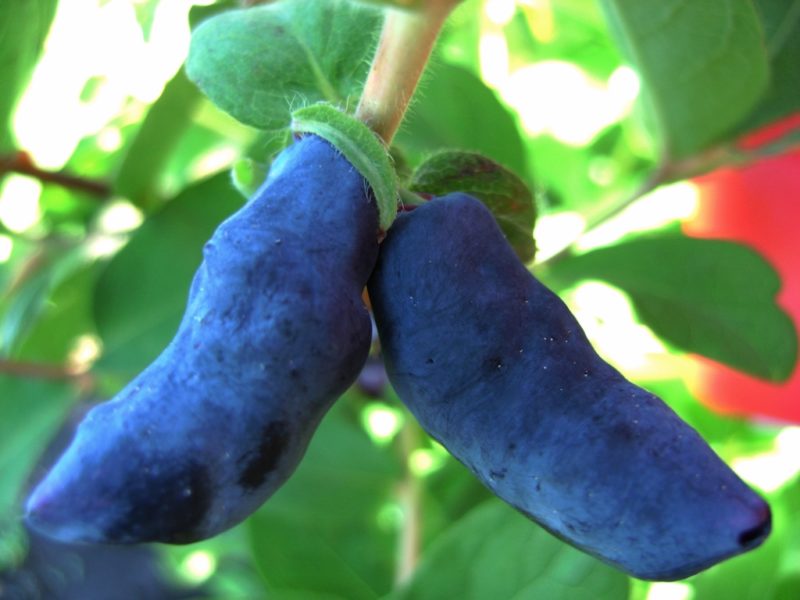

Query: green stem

[356,0,461,144]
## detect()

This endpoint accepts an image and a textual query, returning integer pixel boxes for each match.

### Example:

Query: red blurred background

[684,115,800,424]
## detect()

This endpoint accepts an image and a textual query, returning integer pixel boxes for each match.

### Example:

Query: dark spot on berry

[104,459,212,544]
[238,421,290,490]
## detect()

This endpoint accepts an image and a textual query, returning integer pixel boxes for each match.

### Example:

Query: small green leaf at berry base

[410,151,537,262]
[291,103,398,231]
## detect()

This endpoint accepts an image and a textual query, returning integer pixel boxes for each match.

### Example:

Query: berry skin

[368,193,771,580]
[26,135,379,544]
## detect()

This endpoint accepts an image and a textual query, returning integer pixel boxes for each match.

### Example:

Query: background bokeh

[1,1,799,599]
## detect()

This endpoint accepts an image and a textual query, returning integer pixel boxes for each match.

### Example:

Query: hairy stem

[356,0,461,144]
[0,152,111,199]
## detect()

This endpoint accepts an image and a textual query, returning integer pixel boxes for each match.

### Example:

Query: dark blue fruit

[368,193,771,580]
[26,135,379,544]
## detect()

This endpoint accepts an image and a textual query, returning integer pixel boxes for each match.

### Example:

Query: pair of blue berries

[26,135,770,581]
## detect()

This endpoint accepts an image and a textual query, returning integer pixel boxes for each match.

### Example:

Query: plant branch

[394,419,422,585]
[0,359,88,381]
[356,0,461,144]
[0,151,111,199]
[535,135,792,269]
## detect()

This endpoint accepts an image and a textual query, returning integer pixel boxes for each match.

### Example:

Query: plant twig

[536,133,798,268]
[0,359,86,381]
[356,0,461,144]
[394,419,422,585]
[0,151,111,199]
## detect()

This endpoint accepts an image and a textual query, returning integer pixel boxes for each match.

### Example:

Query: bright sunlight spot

[568,281,670,377]
[532,211,585,263]
[189,146,240,181]
[96,126,124,152]
[179,550,217,584]
[0,175,43,233]
[498,60,638,146]
[479,32,510,89]
[733,427,800,492]
[484,0,517,26]
[362,403,404,445]
[0,235,13,263]
[68,334,103,371]
[578,181,701,251]
[86,232,128,259]
[97,199,144,234]
[607,65,641,107]
[409,448,446,477]
[14,0,196,168]
[647,581,695,600]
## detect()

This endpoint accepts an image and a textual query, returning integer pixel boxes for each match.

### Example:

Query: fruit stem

[356,0,461,145]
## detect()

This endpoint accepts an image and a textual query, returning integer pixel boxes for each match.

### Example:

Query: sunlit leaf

[600,0,769,158]
[739,0,800,132]
[0,0,57,151]
[94,173,242,377]
[395,63,528,178]
[393,500,629,600]
[248,401,400,599]
[547,235,798,381]
[113,70,203,209]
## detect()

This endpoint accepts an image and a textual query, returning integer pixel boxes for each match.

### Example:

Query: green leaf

[94,173,242,377]
[113,69,203,209]
[292,103,397,230]
[14,264,99,363]
[248,401,400,600]
[739,0,800,132]
[546,235,798,381]
[599,0,769,158]
[393,500,629,600]
[0,244,89,356]
[394,63,528,179]
[0,0,57,151]
[186,0,381,131]
[0,376,74,567]
[354,0,424,8]
[409,151,536,262]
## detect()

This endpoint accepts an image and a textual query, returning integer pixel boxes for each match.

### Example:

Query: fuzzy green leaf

[186,0,380,131]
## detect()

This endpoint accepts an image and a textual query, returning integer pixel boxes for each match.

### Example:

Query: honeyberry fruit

[26,135,379,544]
[368,193,771,580]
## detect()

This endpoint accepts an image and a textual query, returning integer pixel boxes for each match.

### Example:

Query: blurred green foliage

[0,0,799,598]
